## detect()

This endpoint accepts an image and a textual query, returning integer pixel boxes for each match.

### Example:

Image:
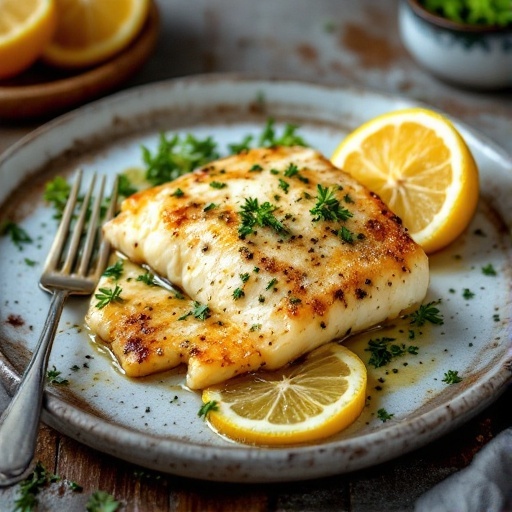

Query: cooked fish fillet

[91,146,429,389]
[86,259,265,387]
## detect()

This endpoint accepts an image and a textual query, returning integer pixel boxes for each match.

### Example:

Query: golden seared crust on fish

[90,146,429,389]
[85,259,266,388]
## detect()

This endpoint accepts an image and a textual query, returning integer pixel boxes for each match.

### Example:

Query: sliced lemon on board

[0,0,57,79]
[42,0,150,69]
[331,108,479,254]
[201,343,367,446]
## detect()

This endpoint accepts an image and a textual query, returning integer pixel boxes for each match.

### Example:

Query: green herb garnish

[14,461,60,512]
[338,226,355,244]
[365,337,418,368]
[377,408,394,422]
[46,366,69,385]
[210,181,227,189]
[266,278,278,291]
[198,400,219,419]
[136,271,155,286]
[102,260,124,280]
[238,197,288,238]
[94,284,123,309]
[442,370,463,384]
[310,184,353,222]
[233,288,245,300]
[179,301,211,321]
[0,220,32,250]
[43,176,71,218]
[463,288,475,300]
[482,263,497,276]
[142,133,219,186]
[408,300,444,326]
[85,490,121,512]
[117,174,138,197]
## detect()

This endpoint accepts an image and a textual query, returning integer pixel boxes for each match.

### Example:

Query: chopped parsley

[482,263,497,276]
[258,118,308,147]
[442,370,463,384]
[238,197,288,238]
[198,400,219,418]
[14,461,59,512]
[179,301,211,321]
[278,178,290,194]
[240,273,250,283]
[43,176,71,218]
[94,284,123,309]
[284,163,299,177]
[117,174,138,197]
[463,288,475,300]
[266,278,278,291]
[102,260,124,280]
[172,188,184,197]
[85,490,121,512]
[377,408,394,422]
[209,181,227,189]
[46,366,69,385]
[408,300,444,327]
[142,133,220,186]
[203,202,217,212]
[232,288,245,300]
[136,271,155,286]
[310,184,353,222]
[0,220,32,250]
[365,337,418,368]
[338,226,355,244]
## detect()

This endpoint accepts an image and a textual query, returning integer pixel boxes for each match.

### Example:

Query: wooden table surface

[1,1,511,510]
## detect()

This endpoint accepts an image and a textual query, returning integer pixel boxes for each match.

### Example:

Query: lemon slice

[0,0,57,79]
[42,0,150,69]
[202,343,367,446]
[331,108,479,254]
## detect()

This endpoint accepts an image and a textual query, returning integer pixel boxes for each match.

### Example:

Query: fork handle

[0,290,68,487]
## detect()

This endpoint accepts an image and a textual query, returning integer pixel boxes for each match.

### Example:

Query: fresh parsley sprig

[310,184,353,222]
[136,271,155,286]
[102,260,124,280]
[442,369,463,384]
[95,284,123,309]
[408,300,444,327]
[142,133,220,186]
[238,197,288,238]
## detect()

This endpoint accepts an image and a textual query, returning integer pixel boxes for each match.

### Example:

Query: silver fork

[0,170,118,487]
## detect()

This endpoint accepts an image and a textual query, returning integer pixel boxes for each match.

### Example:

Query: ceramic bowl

[399,0,512,89]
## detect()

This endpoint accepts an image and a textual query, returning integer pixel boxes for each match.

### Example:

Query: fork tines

[41,170,118,294]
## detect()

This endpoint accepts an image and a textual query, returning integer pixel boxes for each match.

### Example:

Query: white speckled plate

[0,75,511,483]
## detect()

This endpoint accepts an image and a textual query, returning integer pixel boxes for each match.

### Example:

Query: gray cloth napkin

[415,427,512,512]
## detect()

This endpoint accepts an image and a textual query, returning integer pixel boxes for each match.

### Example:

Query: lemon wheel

[42,0,150,69]
[202,343,367,446]
[331,108,479,254]
[0,0,57,79]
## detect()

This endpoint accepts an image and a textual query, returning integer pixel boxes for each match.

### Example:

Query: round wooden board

[0,2,159,121]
